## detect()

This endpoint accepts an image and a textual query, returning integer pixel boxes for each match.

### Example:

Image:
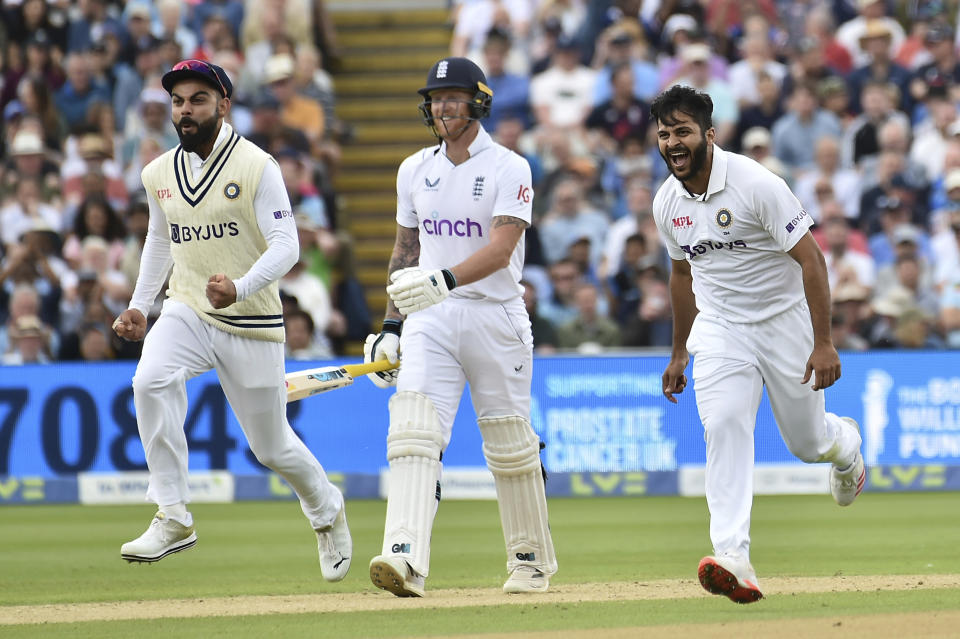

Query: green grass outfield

[1,492,958,637]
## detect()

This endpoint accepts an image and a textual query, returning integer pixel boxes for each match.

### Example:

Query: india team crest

[715,208,733,228]
[224,182,241,199]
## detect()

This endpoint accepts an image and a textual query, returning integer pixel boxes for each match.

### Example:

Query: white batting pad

[478,415,558,576]
[382,391,444,577]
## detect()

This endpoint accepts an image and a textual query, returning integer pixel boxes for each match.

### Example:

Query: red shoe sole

[698,557,763,604]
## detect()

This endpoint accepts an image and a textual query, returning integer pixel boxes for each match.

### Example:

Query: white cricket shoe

[121,511,197,563]
[503,566,550,594]
[697,553,763,604]
[831,418,866,507]
[316,507,352,582]
[369,555,425,597]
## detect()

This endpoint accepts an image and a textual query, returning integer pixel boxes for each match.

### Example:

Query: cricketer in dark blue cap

[161,59,234,157]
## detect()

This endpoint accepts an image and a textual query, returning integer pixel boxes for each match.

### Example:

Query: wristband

[382,319,403,335]
[441,268,457,290]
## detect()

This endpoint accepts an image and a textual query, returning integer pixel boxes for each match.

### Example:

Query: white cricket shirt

[652,145,814,323]
[397,125,533,303]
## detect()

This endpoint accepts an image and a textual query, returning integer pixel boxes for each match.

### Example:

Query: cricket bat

[285,359,399,402]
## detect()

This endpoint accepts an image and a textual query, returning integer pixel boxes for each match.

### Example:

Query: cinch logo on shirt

[681,239,747,259]
[422,213,483,237]
[785,209,808,232]
[170,221,240,243]
[672,215,694,229]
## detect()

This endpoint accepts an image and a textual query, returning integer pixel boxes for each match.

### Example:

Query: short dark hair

[649,85,713,134]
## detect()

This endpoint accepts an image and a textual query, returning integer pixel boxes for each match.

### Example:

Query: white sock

[161,502,189,524]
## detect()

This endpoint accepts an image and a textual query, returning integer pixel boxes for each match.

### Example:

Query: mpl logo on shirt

[672,215,694,229]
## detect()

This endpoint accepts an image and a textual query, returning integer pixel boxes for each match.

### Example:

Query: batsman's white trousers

[687,301,859,560]
[397,297,533,445]
[132,300,342,529]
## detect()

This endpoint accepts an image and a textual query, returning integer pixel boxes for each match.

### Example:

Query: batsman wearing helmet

[363,57,557,596]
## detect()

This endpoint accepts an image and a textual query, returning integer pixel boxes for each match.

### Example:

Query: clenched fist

[113,309,148,342]
[206,273,237,309]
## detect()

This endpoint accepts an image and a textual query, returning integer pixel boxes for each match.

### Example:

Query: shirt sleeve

[493,151,533,224]
[396,153,420,229]
[233,158,299,301]
[753,172,813,252]
[128,192,173,317]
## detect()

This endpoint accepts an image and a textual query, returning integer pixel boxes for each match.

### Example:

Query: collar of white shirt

[439,123,493,159]
[672,143,729,202]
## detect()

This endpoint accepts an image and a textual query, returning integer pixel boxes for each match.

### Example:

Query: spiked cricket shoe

[831,418,865,506]
[503,565,550,593]
[316,507,352,582]
[698,554,763,604]
[121,511,197,563]
[369,555,425,597]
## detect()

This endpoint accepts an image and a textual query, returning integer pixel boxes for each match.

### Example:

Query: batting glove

[363,319,401,388]
[387,267,456,315]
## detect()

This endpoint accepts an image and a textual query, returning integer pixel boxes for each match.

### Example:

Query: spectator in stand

[733,71,785,153]
[265,54,325,152]
[668,43,738,147]
[66,0,123,54]
[284,307,332,360]
[480,28,531,131]
[909,82,958,182]
[782,33,841,103]
[620,259,672,347]
[293,43,340,139]
[0,233,62,328]
[154,0,198,62]
[55,52,112,131]
[191,0,245,45]
[909,21,960,107]
[0,177,62,248]
[8,0,68,52]
[771,81,842,173]
[75,321,114,361]
[23,32,66,91]
[451,0,532,62]
[794,136,862,222]
[18,75,68,153]
[830,282,871,352]
[820,215,876,293]
[246,91,311,157]
[846,20,912,115]
[1,128,61,205]
[121,88,179,168]
[118,199,150,292]
[656,15,728,88]
[556,281,620,352]
[521,279,558,354]
[836,0,906,69]
[2,314,52,364]
[739,126,790,182]
[859,118,927,192]
[117,3,157,66]
[60,132,128,214]
[818,76,854,129]
[931,209,960,292]
[277,148,328,230]
[868,200,933,269]
[585,63,649,157]
[591,19,659,104]
[538,176,609,267]
[875,247,938,318]
[728,15,787,109]
[113,36,164,133]
[538,257,583,327]
[929,151,960,228]
[0,283,50,355]
[530,33,597,130]
[600,178,663,281]
[61,195,127,271]
[73,235,131,319]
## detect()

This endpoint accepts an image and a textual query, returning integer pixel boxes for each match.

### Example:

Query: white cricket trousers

[687,301,860,560]
[132,300,342,529]
[397,296,533,443]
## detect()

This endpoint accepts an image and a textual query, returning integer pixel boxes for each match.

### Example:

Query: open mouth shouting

[668,148,691,172]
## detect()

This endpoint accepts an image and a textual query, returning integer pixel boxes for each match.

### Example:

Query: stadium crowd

[1,0,960,365]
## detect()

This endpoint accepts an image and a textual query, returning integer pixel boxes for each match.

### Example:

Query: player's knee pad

[383,391,444,577]
[478,415,558,576]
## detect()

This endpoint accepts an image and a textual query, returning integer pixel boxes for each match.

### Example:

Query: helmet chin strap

[434,116,475,142]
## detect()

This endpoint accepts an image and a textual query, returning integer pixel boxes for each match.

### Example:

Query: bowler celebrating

[651,85,865,603]
[113,60,351,581]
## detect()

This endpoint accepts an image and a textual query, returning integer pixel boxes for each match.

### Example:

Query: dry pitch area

[3,574,958,637]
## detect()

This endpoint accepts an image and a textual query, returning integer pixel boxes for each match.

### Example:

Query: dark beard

[661,136,709,184]
[175,115,218,153]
